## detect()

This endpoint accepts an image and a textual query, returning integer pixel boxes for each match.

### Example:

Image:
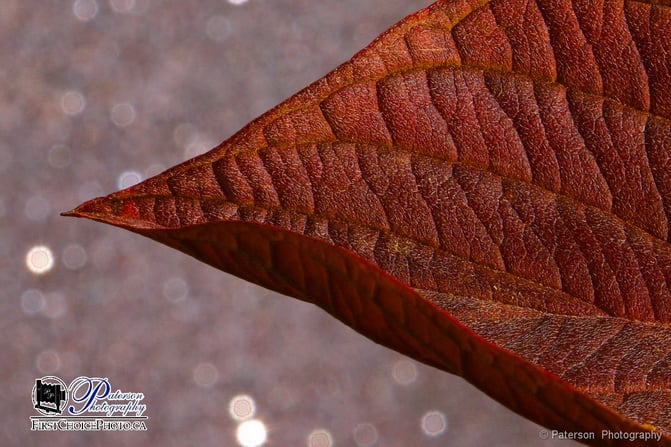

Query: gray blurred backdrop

[2,1,581,446]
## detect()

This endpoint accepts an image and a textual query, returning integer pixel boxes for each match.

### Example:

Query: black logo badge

[32,376,68,415]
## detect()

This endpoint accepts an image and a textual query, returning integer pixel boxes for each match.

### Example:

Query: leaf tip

[60,209,77,217]
[60,194,163,230]
[60,196,114,220]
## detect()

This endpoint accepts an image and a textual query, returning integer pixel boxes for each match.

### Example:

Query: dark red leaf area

[142,220,665,443]
[80,92,671,324]
[427,291,671,425]
[68,0,671,443]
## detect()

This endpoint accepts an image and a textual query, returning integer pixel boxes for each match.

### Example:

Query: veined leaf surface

[66,0,671,444]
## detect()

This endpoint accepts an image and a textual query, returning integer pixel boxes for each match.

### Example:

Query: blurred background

[2,1,580,445]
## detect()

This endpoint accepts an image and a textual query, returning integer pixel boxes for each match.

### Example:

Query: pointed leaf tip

[61,197,113,219]
[63,195,165,230]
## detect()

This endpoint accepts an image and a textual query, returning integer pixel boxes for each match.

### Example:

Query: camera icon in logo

[32,376,68,415]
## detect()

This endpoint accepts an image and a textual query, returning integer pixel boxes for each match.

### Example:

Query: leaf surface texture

[67,0,671,443]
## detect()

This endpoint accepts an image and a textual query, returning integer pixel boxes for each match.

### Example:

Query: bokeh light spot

[61,90,86,115]
[184,139,213,160]
[193,363,219,387]
[421,410,447,437]
[228,0,249,4]
[236,419,267,447]
[43,292,68,319]
[36,350,62,374]
[229,394,256,421]
[353,422,378,447]
[308,429,333,447]
[26,245,54,274]
[392,359,418,385]
[21,289,46,315]
[62,244,88,270]
[173,122,199,148]
[48,144,71,169]
[110,0,135,13]
[110,102,136,127]
[206,15,232,41]
[117,170,142,189]
[163,277,188,302]
[73,0,98,20]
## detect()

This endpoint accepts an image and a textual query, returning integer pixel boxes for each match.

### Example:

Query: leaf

[64,0,671,444]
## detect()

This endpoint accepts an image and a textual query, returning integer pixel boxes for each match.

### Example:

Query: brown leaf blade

[65,0,671,444]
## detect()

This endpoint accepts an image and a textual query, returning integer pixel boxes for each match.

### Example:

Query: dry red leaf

[65,0,671,444]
